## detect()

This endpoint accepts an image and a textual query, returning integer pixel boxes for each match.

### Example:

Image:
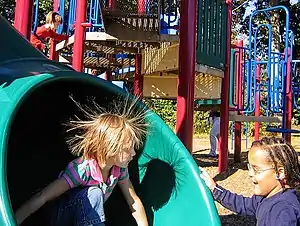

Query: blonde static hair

[45,11,62,24]
[66,95,150,165]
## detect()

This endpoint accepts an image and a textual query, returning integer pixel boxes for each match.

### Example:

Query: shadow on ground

[193,151,249,182]
[220,214,256,226]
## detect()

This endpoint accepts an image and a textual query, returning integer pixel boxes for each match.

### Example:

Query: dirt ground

[192,136,300,226]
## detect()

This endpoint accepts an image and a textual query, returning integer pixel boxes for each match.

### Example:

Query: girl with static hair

[200,137,300,225]
[15,97,149,226]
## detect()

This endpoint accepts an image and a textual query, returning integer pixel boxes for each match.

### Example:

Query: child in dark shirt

[200,137,300,226]
[30,11,68,51]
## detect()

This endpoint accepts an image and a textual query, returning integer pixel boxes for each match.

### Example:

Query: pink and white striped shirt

[60,157,129,201]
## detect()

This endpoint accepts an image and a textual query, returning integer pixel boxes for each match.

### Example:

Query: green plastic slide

[0,16,221,226]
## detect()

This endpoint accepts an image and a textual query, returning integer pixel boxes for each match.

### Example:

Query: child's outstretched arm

[199,167,261,216]
[15,177,70,225]
[119,179,148,226]
[49,31,69,41]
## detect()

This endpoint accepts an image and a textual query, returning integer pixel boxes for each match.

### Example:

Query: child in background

[208,111,220,157]
[30,11,68,51]
[200,137,300,225]
[15,97,149,226]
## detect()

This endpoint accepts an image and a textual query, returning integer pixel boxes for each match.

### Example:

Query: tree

[233,0,300,57]
[0,0,53,24]
[233,0,300,124]
[0,0,15,22]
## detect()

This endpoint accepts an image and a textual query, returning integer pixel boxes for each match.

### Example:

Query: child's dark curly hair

[251,137,300,190]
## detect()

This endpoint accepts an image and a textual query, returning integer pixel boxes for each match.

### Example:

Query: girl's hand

[199,167,216,191]
[41,43,46,50]
[119,179,148,226]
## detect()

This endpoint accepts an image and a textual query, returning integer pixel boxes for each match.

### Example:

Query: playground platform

[140,42,223,99]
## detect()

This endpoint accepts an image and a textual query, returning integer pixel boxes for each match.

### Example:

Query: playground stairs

[142,72,222,99]
[142,42,224,77]
[141,42,223,99]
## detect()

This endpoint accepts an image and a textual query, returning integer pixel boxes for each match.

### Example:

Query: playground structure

[0,0,224,225]
[13,0,231,172]
[229,6,300,162]
[12,0,300,173]
[3,0,300,224]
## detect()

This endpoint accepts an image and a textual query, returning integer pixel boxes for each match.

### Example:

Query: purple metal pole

[219,0,233,172]
[175,0,197,152]
[285,48,292,143]
[134,53,143,98]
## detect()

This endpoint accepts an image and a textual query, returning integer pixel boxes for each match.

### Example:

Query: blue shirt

[213,185,300,226]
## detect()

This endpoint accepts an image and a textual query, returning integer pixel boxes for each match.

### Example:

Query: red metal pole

[104,70,112,81]
[108,0,116,9]
[254,59,261,141]
[285,48,292,143]
[234,40,243,163]
[134,53,143,97]
[219,0,232,172]
[72,0,87,72]
[175,0,197,152]
[138,0,146,14]
[49,0,60,61]
[14,0,34,40]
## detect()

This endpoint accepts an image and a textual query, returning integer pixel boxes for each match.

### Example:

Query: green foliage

[144,99,282,138]
[194,111,210,134]
[0,0,53,24]
[237,121,278,137]
[0,0,15,22]
[144,99,177,129]
[144,99,210,135]
[233,1,300,60]
[37,0,54,24]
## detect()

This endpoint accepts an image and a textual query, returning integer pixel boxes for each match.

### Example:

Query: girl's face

[113,141,136,168]
[51,22,60,30]
[248,146,284,198]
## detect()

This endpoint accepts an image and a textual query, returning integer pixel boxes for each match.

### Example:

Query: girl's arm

[49,30,68,41]
[15,177,70,225]
[212,184,261,216]
[119,179,148,226]
[199,167,261,216]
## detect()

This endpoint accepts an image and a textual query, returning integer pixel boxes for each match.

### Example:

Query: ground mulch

[192,137,300,225]
[193,149,256,225]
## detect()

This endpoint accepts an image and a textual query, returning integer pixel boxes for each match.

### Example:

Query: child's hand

[199,167,216,191]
